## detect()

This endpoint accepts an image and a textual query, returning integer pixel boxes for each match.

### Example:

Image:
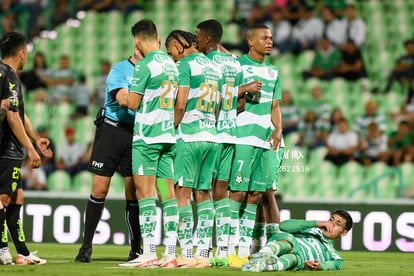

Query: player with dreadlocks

[165,30,222,268]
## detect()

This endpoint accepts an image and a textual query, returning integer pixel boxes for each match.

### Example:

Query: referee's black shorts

[88,121,133,177]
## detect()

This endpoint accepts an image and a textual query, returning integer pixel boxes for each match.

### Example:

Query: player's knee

[0,194,11,208]
[247,191,262,204]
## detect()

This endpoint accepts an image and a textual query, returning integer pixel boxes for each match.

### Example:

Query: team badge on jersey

[235,172,243,184]
[268,68,275,78]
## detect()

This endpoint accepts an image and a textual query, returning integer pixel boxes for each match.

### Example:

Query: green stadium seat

[72,171,93,194]
[109,172,125,195]
[319,161,338,179]
[309,147,327,170]
[47,170,72,192]
[365,162,390,180]
[74,116,95,144]
[400,163,414,191]
[339,161,366,180]
[290,173,309,198]
[376,176,398,199]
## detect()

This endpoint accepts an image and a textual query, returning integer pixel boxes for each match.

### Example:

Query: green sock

[178,204,194,258]
[195,200,214,258]
[162,198,178,255]
[0,209,7,248]
[265,223,280,242]
[253,222,265,240]
[266,240,292,256]
[214,198,230,254]
[270,254,297,271]
[138,198,157,254]
[238,203,257,258]
[228,199,241,255]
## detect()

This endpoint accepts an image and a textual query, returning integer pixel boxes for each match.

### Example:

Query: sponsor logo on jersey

[8,82,16,91]
[162,121,174,131]
[199,120,215,129]
[153,53,170,63]
[213,54,235,64]
[195,56,210,66]
[217,119,236,130]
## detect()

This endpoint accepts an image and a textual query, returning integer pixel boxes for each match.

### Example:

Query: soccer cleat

[74,246,92,263]
[16,251,47,265]
[118,252,159,268]
[176,255,198,268]
[194,256,210,268]
[209,256,229,267]
[242,259,267,272]
[159,254,178,268]
[227,253,249,268]
[0,247,14,265]
[127,250,142,261]
[249,252,278,266]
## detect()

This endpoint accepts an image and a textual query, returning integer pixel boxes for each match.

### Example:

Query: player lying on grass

[242,209,353,272]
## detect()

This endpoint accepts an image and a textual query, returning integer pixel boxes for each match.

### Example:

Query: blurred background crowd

[1,0,413,200]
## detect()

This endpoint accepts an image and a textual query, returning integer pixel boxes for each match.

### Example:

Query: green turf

[0,243,412,275]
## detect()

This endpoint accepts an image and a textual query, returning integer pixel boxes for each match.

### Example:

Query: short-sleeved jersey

[130,50,178,144]
[279,219,343,270]
[0,61,25,160]
[354,114,387,137]
[294,228,343,269]
[104,58,135,125]
[207,51,242,144]
[176,52,221,143]
[237,54,281,149]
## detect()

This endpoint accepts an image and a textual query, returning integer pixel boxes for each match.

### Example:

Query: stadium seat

[108,172,125,195]
[339,161,366,180]
[308,147,327,170]
[47,170,72,192]
[375,176,398,199]
[365,162,390,181]
[74,116,95,144]
[400,163,414,191]
[72,171,93,194]
[319,161,338,179]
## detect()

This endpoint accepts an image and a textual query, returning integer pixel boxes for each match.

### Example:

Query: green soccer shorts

[132,140,175,178]
[229,144,269,192]
[212,143,235,182]
[174,139,218,190]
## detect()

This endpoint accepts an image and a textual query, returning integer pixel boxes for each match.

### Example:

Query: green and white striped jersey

[237,54,282,149]
[130,50,179,144]
[176,52,222,142]
[279,219,343,271]
[294,228,343,269]
[207,51,242,144]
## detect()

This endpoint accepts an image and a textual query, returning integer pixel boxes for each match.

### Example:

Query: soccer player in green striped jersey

[118,19,179,268]
[227,24,283,268]
[166,30,221,268]
[242,209,353,272]
[195,19,262,267]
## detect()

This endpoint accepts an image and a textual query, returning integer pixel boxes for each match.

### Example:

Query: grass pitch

[0,243,412,275]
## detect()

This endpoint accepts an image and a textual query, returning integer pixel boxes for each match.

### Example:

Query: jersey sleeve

[0,69,12,100]
[273,73,282,100]
[130,61,151,95]
[177,60,190,87]
[319,259,343,270]
[106,65,129,93]
[279,219,318,233]
[1,70,19,112]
